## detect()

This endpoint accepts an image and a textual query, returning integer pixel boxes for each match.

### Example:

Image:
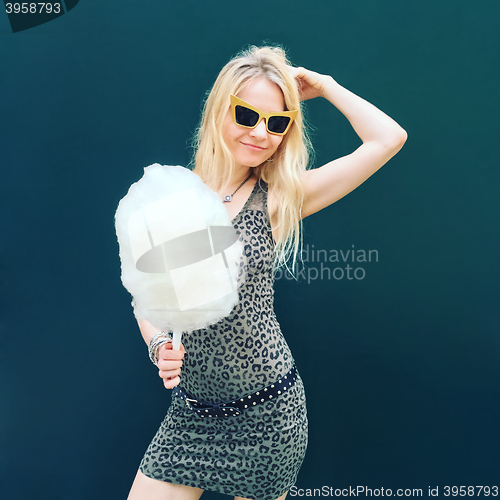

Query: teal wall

[1,1,499,499]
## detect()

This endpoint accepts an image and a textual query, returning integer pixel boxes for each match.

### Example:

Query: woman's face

[221,77,285,172]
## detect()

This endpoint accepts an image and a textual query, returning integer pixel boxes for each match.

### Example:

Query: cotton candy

[115,164,246,346]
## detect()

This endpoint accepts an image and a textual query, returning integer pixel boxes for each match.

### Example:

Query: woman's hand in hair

[288,66,333,102]
[157,340,186,389]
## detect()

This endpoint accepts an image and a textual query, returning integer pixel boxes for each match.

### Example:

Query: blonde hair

[191,45,313,276]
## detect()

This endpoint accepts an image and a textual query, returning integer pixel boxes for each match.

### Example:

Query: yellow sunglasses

[230,94,298,136]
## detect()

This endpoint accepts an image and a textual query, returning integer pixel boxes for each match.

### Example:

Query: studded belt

[172,364,298,418]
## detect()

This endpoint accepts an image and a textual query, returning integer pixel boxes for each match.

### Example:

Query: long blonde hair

[191,45,313,276]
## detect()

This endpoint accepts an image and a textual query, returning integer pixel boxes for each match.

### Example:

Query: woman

[127,45,407,500]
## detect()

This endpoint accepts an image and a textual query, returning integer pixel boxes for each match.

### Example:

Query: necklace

[223,173,253,203]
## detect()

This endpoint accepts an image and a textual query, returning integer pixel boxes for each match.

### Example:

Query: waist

[173,363,298,418]
[179,309,292,400]
[179,357,295,402]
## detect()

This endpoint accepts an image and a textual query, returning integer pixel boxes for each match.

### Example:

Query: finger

[158,359,183,371]
[159,367,181,379]
[158,339,173,351]
[292,66,307,79]
[159,340,184,354]
[286,65,303,79]
[158,367,182,380]
[159,343,185,360]
[163,376,180,389]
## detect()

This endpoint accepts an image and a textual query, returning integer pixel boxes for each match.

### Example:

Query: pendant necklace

[223,173,253,203]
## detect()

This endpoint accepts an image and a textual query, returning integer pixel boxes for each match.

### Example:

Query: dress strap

[231,180,260,223]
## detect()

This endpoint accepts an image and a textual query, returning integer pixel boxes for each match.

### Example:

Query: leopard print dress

[139,179,308,500]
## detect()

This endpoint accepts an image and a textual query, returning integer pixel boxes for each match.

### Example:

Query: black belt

[172,364,298,418]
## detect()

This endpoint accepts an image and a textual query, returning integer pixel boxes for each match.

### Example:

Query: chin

[239,160,264,169]
[236,154,268,168]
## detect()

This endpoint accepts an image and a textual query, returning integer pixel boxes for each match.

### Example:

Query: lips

[241,142,266,151]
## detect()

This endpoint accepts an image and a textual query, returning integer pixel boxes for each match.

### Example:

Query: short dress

[139,179,308,500]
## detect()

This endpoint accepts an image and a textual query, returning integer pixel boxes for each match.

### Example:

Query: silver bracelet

[148,331,172,366]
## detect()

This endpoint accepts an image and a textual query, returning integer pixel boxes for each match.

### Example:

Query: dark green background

[1,1,499,499]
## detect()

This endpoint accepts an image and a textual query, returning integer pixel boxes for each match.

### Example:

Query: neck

[224,169,253,191]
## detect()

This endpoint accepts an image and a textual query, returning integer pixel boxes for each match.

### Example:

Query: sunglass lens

[268,116,291,134]
[235,105,259,127]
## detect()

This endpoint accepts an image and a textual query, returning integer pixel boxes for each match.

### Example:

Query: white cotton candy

[115,164,246,335]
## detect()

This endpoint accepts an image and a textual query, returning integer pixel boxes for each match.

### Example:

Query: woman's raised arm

[289,66,407,219]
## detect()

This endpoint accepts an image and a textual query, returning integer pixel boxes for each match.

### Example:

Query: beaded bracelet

[148,331,172,367]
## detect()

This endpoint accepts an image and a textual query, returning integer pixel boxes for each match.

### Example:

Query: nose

[249,118,268,139]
